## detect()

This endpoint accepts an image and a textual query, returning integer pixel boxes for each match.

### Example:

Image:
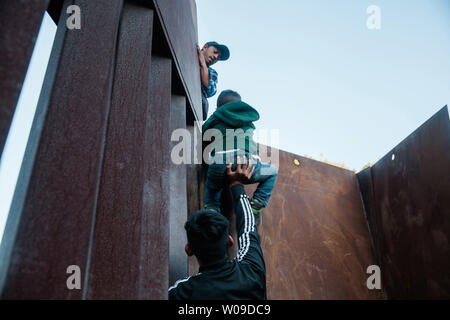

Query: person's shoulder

[233,258,266,291]
[169,273,202,291]
[202,114,220,131]
[168,273,202,299]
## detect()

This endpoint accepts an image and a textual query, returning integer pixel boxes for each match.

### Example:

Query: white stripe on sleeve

[237,194,254,261]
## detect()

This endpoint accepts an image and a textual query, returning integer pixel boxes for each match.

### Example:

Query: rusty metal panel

[363,106,450,299]
[189,0,198,40]
[0,0,49,157]
[356,167,384,292]
[87,54,172,299]
[153,0,202,121]
[244,149,384,299]
[138,55,172,299]
[88,55,173,299]
[169,95,188,285]
[85,3,155,299]
[0,0,123,299]
[186,123,205,275]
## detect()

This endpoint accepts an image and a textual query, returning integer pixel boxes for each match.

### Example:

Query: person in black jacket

[169,156,266,300]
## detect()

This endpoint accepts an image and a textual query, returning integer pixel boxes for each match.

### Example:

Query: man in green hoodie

[202,90,278,225]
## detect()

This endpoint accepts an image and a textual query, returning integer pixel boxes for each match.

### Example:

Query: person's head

[184,209,234,265]
[217,90,242,108]
[202,41,230,66]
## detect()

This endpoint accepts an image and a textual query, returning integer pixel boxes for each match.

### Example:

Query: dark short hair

[184,209,229,263]
[217,90,241,108]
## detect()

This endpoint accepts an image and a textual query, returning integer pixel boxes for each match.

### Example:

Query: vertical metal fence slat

[85,3,158,299]
[0,0,123,299]
[0,0,50,157]
[169,95,188,286]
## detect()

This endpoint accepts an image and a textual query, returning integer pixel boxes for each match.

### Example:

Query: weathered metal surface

[189,0,198,40]
[153,0,202,121]
[0,0,49,157]
[360,106,450,299]
[186,123,205,276]
[356,167,384,295]
[243,147,384,299]
[0,0,123,299]
[85,4,156,299]
[169,95,189,286]
[136,55,172,299]
[1,0,200,299]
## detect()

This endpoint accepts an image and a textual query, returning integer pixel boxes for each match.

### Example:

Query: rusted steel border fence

[0,0,448,300]
[357,106,450,299]
[0,0,199,299]
[0,0,50,157]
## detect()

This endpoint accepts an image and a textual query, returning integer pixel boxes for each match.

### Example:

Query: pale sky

[197,0,450,169]
[0,13,56,243]
[1,2,449,241]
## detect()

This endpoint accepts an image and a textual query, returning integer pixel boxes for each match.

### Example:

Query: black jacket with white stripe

[168,184,266,300]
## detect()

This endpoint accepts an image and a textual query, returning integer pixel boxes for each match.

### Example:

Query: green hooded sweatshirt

[202,100,260,155]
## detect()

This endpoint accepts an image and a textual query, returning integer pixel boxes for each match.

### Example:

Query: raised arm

[197,44,218,98]
[227,158,266,272]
